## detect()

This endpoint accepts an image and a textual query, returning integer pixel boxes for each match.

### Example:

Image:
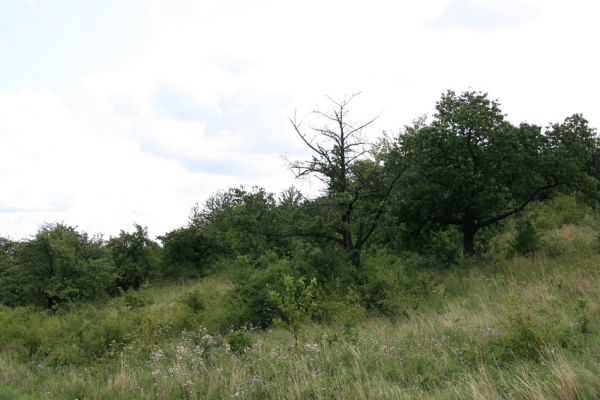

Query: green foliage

[359,252,433,316]
[180,290,204,313]
[511,215,542,255]
[226,257,288,328]
[390,90,597,255]
[288,96,401,268]
[0,387,37,400]
[108,224,160,290]
[0,224,114,309]
[530,193,592,230]
[159,226,214,279]
[315,291,365,341]
[122,288,152,309]
[487,308,547,363]
[190,186,281,261]
[225,328,254,355]
[268,275,317,349]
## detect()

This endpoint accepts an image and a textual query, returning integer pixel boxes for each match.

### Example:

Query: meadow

[1,198,599,400]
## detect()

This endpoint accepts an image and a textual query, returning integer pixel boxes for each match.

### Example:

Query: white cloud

[2,0,600,238]
[433,0,542,31]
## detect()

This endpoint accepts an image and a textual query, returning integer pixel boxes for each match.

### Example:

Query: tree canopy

[391,90,597,254]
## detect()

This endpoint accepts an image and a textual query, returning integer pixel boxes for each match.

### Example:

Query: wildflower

[150,349,164,363]
[169,363,184,375]
[304,343,320,353]
[201,334,215,346]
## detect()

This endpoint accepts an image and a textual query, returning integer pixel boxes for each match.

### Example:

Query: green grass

[0,386,39,400]
[1,218,599,399]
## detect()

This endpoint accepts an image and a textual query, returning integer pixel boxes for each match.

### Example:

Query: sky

[1,0,599,240]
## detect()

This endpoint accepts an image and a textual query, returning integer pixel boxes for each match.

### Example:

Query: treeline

[1,90,598,324]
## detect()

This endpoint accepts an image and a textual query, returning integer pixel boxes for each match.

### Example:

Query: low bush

[225,328,253,355]
[511,216,542,256]
[122,289,152,309]
[180,290,204,313]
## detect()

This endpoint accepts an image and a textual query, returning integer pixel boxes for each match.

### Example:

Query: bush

[225,328,253,355]
[358,252,433,317]
[159,226,214,280]
[420,227,462,266]
[181,290,204,313]
[484,303,570,364]
[315,293,365,341]
[531,194,591,230]
[122,289,152,309]
[489,313,545,362]
[227,258,292,328]
[268,275,317,349]
[108,224,160,291]
[511,216,542,256]
[0,224,115,309]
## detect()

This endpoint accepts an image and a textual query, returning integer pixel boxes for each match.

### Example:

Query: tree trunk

[350,248,361,268]
[462,224,477,256]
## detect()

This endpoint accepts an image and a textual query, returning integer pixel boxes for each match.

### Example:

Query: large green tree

[159,225,214,279]
[0,224,114,309]
[189,186,281,262]
[108,224,160,290]
[395,90,597,255]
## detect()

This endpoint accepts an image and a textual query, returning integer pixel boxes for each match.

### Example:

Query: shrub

[108,224,160,291]
[315,292,365,341]
[0,224,115,309]
[225,328,253,355]
[159,226,214,279]
[268,275,317,349]
[484,303,567,364]
[181,290,204,313]
[489,313,545,362]
[531,194,591,230]
[358,252,432,317]
[227,258,291,328]
[511,216,542,255]
[122,289,152,309]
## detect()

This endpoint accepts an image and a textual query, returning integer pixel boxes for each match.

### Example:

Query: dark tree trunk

[350,249,361,268]
[462,223,478,256]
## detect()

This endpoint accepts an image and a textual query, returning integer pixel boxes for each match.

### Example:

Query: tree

[396,90,597,255]
[268,275,317,350]
[189,186,280,262]
[159,225,214,279]
[0,224,114,309]
[108,224,160,290]
[287,94,403,267]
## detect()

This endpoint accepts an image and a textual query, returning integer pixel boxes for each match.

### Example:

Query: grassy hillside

[1,206,599,399]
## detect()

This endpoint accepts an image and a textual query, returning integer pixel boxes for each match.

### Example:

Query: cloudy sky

[1,0,598,240]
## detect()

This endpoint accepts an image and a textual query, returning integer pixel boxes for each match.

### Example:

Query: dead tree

[286,94,402,268]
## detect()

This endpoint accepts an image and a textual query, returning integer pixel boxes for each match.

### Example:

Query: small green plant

[487,306,546,363]
[576,299,589,347]
[268,275,317,349]
[122,289,152,309]
[511,216,541,256]
[181,290,204,313]
[225,328,253,355]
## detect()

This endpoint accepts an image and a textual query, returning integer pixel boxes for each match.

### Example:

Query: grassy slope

[1,224,599,399]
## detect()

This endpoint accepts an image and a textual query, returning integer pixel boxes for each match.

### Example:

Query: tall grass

[1,204,599,399]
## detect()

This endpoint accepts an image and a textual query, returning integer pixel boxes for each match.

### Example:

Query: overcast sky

[1,0,599,240]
